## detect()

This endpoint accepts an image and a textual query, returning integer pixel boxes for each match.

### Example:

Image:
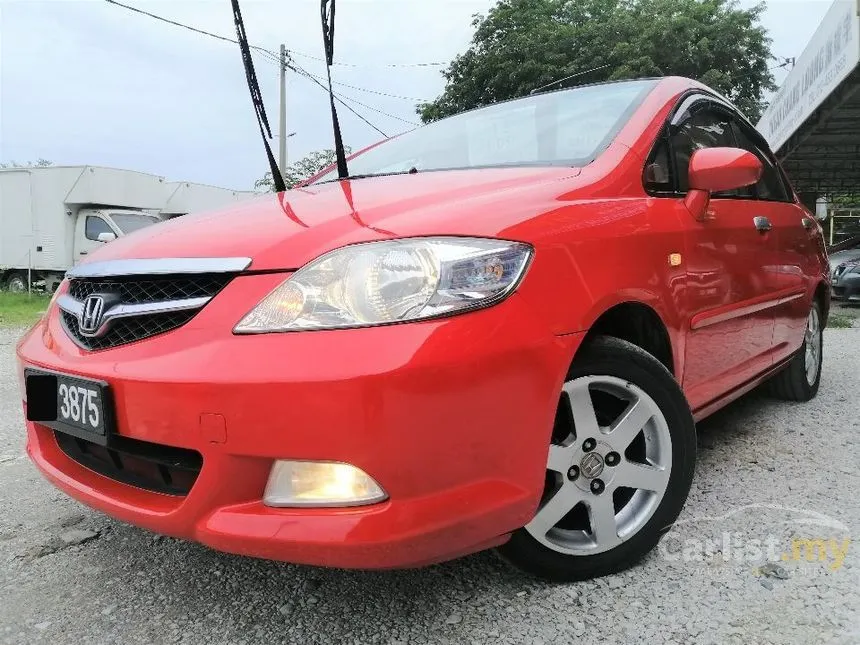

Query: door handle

[802,217,815,230]
[753,216,772,233]
[79,251,88,255]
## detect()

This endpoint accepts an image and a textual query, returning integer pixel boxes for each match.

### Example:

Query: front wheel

[4,272,28,293]
[498,336,696,582]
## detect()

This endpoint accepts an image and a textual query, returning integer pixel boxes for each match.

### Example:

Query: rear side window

[730,122,791,202]
[85,216,112,241]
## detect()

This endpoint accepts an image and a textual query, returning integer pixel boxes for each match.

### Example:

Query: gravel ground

[0,326,857,645]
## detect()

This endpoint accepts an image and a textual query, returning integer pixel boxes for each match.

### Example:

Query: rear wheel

[498,336,696,581]
[767,301,823,402]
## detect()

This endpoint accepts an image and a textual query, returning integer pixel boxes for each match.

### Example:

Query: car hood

[830,250,860,263]
[81,166,580,271]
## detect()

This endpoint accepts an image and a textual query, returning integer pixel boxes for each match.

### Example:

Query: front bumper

[831,272,860,301]
[17,272,581,568]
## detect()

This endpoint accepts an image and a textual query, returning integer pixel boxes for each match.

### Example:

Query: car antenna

[529,64,612,95]
[321,0,349,180]
[230,0,286,192]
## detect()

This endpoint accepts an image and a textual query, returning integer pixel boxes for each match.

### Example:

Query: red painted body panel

[16,77,829,568]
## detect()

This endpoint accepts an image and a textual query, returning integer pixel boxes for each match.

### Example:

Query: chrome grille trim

[58,294,211,338]
[67,257,252,279]
[58,257,245,350]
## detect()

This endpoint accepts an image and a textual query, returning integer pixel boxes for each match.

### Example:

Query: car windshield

[109,212,160,234]
[315,79,657,183]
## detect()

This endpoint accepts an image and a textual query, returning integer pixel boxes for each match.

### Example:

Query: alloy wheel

[804,307,822,386]
[525,375,672,556]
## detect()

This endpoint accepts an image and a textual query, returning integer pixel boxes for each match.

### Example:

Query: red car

[16,77,828,581]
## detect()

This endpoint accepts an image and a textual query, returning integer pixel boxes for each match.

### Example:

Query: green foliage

[419,0,775,124]
[827,313,855,329]
[0,159,52,169]
[254,147,353,192]
[0,292,50,327]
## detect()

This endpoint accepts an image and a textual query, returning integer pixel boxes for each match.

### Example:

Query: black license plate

[25,369,114,445]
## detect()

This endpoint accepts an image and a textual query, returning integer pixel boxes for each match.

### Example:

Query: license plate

[25,369,113,445]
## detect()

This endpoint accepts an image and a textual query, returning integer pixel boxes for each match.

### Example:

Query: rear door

[729,119,818,364]
[656,99,781,410]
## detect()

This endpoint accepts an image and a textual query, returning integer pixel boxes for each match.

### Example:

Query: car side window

[730,122,791,202]
[670,107,738,193]
[644,136,673,194]
[85,216,112,241]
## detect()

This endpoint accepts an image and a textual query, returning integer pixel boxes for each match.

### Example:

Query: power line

[288,64,390,137]
[252,53,392,136]
[294,69,422,121]
[328,78,428,102]
[769,56,796,72]
[288,48,446,68]
[104,0,279,62]
[105,0,418,133]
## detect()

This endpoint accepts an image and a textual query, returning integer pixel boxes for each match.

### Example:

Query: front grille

[61,273,235,351]
[62,309,198,351]
[69,274,233,304]
[55,431,203,496]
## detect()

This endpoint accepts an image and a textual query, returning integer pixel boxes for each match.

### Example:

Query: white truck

[0,166,255,291]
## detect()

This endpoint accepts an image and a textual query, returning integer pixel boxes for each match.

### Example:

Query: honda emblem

[80,295,106,335]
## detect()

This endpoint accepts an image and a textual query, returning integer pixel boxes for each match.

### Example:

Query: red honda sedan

[16,77,829,581]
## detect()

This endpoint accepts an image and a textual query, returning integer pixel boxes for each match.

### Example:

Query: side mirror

[97,232,117,243]
[685,147,763,221]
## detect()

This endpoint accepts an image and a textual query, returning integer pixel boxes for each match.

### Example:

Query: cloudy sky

[0,0,834,190]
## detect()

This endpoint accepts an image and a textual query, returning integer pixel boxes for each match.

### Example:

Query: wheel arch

[579,301,676,376]
[813,280,830,326]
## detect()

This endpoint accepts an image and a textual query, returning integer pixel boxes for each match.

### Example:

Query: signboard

[756,0,860,153]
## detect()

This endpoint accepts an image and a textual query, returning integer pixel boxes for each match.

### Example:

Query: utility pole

[279,44,288,176]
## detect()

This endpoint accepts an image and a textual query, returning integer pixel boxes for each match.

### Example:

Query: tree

[0,159,52,168]
[418,0,775,124]
[254,147,353,191]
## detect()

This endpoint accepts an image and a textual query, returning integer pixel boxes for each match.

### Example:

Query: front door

[659,102,780,410]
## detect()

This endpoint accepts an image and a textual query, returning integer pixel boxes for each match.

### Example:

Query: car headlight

[234,237,533,333]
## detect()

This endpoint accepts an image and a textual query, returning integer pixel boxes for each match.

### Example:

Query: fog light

[264,460,387,507]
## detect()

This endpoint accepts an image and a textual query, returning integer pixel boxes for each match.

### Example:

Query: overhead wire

[288,64,391,137]
[290,67,421,124]
[104,0,279,62]
[287,48,446,68]
[104,0,423,136]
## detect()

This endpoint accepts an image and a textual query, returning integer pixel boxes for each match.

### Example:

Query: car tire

[767,301,823,402]
[497,335,696,582]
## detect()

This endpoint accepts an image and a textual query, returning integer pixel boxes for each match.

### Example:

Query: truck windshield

[109,213,160,234]
[314,79,657,183]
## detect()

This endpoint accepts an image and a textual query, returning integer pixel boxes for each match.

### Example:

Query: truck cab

[72,208,160,262]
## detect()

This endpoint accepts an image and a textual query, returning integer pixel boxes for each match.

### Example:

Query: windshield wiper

[230,0,285,192]
[315,168,419,185]
[321,0,349,180]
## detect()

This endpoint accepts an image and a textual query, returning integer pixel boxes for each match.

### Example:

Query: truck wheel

[4,273,28,293]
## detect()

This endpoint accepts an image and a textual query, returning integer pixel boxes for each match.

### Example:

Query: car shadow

[34,386,789,641]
